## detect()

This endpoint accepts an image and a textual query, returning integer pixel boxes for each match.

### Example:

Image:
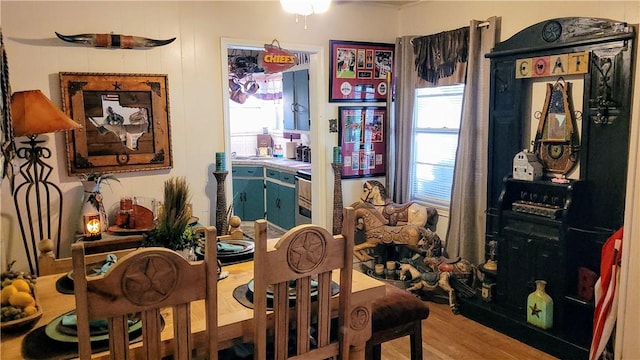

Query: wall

[0,1,397,269]
[397,2,640,358]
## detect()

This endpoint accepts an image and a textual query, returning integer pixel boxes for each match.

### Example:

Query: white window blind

[411,84,464,207]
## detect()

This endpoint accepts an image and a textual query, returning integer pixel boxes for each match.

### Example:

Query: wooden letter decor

[515,51,589,79]
[60,72,173,175]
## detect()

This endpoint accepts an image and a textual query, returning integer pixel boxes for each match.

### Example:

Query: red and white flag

[589,227,624,360]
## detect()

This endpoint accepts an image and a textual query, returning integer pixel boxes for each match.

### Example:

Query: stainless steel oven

[295,170,311,225]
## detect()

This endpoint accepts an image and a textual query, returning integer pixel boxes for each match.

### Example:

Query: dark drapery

[413,26,469,86]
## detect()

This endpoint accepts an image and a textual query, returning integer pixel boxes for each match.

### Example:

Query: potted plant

[142,177,196,253]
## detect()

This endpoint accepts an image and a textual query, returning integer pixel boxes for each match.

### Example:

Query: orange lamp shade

[11,90,82,137]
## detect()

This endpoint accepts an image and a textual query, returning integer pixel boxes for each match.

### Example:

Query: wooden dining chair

[252,207,356,360]
[38,237,138,276]
[71,226,219,360]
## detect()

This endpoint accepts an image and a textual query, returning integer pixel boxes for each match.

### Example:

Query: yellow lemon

[1,285,18,305]
[9,291,34,308]
[23,305,38,316]
[12,279,31,293]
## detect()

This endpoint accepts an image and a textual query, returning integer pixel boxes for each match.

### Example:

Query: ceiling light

[280,0,331,29]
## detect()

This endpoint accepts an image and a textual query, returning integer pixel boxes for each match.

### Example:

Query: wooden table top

[1,259,385,359]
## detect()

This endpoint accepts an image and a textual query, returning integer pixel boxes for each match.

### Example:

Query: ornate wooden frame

[60,72,172,175]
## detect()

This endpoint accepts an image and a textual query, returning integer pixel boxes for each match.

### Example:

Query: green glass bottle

[527,280,553,329]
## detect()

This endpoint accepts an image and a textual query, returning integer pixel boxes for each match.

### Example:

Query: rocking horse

[360,180,438,228]
[352,203,432,262]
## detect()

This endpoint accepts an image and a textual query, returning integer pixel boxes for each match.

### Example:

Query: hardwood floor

[383,301,558,360]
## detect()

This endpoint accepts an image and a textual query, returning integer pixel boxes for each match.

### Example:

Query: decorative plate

[246,279,319,300]
[108,225,153,235]
[195,239,255,259]
[45,310,142,343]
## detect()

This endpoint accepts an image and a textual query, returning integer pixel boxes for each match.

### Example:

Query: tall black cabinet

[460,18,636,359]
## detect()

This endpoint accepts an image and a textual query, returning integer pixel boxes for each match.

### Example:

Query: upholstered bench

[366,284,430,360]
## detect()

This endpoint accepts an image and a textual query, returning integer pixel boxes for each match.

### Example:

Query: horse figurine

[360,180,437,228]
[352,203,432,262]
[399,257,476,314]
[399,263,456,310]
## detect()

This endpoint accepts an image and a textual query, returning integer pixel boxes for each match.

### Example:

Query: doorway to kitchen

[220,38,326,229]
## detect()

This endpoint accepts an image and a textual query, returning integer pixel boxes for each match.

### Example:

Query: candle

[333,146,342,164]
[215,152,226,172]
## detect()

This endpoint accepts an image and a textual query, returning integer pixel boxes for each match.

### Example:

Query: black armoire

[459,18,636,359]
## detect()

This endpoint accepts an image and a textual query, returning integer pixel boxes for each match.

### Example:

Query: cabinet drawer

[280,172,296,185]
[232,166,263,177]
[503,217,560,241]
[266,168,280,180]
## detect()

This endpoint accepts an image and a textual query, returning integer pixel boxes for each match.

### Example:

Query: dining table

[1,256,386,359]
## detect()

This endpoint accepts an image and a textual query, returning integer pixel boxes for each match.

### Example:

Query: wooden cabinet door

[278,184,296,230]
[283,69,310,131]
[283,71,295,131]
[294,69,310,131]
[266,180,280,225]
[233,178,264,221]
[244,178,265,221]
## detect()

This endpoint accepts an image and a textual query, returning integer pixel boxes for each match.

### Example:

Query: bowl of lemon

[1,264,42,333]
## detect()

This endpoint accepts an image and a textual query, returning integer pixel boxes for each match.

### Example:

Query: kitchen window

[411,84,464,207]
[228,72,284,134]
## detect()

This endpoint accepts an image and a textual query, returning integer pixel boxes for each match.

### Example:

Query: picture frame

[329,40,394,102]
[60,72,172,175]
[338,106,386,178]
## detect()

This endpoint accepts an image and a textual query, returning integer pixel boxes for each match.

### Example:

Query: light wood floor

[382,301,558,360]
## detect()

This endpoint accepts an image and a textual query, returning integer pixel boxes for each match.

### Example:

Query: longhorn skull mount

[55,32,176,49]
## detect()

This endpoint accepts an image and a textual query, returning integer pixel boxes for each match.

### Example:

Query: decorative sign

[329,40,394,102]
[261,40,297,74]
[338,106,386,178]
[515,51,589,78]
[60,72,173,175]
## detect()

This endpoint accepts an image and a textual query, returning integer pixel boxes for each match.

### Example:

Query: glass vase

[527,280,553,329]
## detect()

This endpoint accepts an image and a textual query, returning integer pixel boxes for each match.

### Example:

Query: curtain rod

[477,21,490,28]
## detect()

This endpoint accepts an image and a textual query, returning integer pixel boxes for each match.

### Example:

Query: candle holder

[83,213,102,241]
[331,163,343,235]
[213,171,229,236]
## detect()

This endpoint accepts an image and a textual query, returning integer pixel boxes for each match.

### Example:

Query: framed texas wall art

[338,106,386,178]
[329,40,394,102]
[60,72,172,175]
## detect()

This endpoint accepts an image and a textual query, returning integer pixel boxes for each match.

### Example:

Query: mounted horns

[55,32,176,49]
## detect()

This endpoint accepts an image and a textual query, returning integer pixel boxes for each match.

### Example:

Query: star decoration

[112,81,122,90]
[123,257,175,304]
[530,303,542,318]
[289,234,324,271]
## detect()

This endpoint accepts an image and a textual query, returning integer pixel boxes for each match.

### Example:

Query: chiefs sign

[261,42,297,74]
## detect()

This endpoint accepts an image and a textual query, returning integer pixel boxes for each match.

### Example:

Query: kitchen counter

[231,156,311,173]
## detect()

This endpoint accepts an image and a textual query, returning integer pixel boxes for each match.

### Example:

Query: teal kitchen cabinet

[265,168,296,230]
[282,69,310,131]
[231,166,264,221]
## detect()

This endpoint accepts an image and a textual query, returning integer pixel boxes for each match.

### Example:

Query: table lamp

[11,90,82,275]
